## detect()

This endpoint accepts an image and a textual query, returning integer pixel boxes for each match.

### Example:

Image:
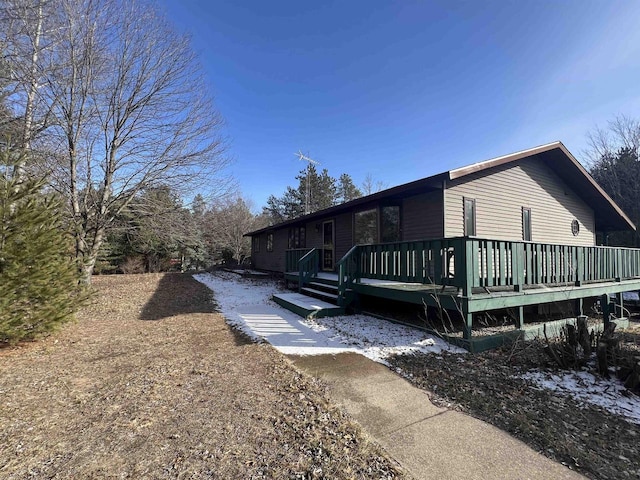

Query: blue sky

[157,0,640,210]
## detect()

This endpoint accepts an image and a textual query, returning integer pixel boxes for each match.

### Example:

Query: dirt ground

[0,273,403,479]
[389,320,640,480]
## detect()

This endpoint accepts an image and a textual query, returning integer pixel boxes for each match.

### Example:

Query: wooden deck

[283,237,640,346]
[286,271,640,313]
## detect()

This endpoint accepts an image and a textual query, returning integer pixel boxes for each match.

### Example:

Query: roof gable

[448,142,634,232]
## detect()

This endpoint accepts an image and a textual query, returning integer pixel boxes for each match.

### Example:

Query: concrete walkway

[290,353,584,480]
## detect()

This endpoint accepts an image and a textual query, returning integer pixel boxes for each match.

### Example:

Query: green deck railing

[285,248,312,273]
[288,239,640,304]
[297,248,320,292]
[337,237,640,298]
[355,238,462,286]
[472,239,640,290]
[337,245,359,306]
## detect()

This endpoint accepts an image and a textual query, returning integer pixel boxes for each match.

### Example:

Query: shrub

[120,256,145,274]
[0,155,85,344]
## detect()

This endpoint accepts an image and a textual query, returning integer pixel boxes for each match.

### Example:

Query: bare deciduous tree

[2,0,230,282]
[1,0,53,168]
[361,172,387,195]
[204,196,256,265]
[584,115,640,166]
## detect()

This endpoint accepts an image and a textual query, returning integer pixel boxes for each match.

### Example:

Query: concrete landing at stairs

[290,353,584,480]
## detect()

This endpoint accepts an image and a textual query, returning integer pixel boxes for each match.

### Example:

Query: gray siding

[402,190,444,240]
[444,159,596,245]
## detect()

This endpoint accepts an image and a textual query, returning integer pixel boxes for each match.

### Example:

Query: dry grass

[0,273,402,479]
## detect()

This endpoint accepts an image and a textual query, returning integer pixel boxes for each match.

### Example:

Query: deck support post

[575,298,583,317]
[617,292,624,318]
[601,294,611,329]
[463,312,473,340]
[516,306,524,329]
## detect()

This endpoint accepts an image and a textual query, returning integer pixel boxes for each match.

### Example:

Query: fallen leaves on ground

[0,273,402,479]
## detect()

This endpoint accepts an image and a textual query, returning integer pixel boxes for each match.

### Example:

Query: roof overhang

[246,141,635,237]
[245,173,446,236]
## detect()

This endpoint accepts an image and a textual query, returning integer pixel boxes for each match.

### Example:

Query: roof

[246,141,635,236]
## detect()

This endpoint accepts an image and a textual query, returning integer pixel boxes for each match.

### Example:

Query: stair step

[308,281,338,290]
[309,274,339,287]
[301,287,339,302]
[272,293,345,319]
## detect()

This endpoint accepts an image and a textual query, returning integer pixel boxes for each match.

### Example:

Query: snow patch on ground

[193,271,640,425]
[522,369,640,424]
[193,272,463,362]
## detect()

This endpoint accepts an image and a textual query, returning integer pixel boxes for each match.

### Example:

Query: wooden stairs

[273,275,348,319]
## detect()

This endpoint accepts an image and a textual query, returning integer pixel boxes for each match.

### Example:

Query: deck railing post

[336,245,359,308]
[457,237,474,297]
[297,248,319,292]
[513,242,524,292]
[575,247,583,286]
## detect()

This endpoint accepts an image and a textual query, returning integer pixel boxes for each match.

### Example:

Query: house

[245,142,640,350]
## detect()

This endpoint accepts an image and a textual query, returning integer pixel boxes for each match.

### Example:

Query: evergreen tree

[0,150,84,344]
[337,173,362,204]
[188,194,208,270]
[590,146,640,246]
[122,186,192,272]
[263,165,350,221]
[309,167,337,211]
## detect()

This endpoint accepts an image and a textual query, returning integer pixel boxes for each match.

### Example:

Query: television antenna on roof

[294,150,320,215]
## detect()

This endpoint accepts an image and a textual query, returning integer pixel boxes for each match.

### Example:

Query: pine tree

[0,150,84,344]
[337,173,362,204]
[263,165,341,221]
[590,146,640,246]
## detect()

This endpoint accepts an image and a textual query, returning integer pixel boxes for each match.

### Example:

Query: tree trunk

[76,225,105,284]
[79,254,97,285]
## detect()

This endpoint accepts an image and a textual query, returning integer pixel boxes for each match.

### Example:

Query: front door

[322,220,335,271]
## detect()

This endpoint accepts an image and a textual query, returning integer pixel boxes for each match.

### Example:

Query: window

[266,233,273,252]
[322,220,334,270]
[463,198,476,236]
[354,209,378,244]
[571,219,580,236]
[287,226,306,249]
[252,236,260,253]
[381,205,401,243]
[522,207,532,241]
